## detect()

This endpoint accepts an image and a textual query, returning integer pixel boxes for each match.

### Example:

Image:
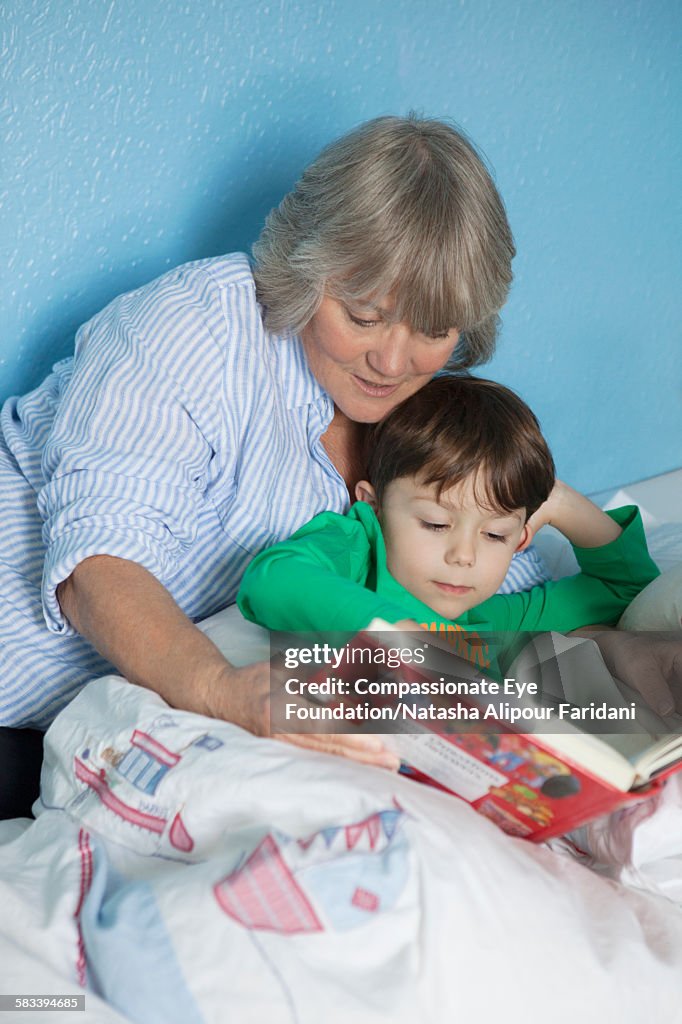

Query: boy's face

[356,474,531,620]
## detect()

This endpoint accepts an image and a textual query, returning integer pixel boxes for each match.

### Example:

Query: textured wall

[2,0,680,493]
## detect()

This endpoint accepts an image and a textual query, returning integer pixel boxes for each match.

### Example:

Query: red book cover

[284,626,681,843]
[390,728,670,842]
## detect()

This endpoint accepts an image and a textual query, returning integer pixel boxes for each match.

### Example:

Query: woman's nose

[365,325,411,379]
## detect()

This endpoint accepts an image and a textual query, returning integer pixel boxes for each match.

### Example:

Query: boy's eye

[419,519,449,532]
[484,532,508,543]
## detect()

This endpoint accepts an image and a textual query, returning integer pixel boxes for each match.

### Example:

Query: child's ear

[514,523,533,553]
[355,480,378,509]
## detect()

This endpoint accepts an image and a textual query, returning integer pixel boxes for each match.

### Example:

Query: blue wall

[2,0,680,493]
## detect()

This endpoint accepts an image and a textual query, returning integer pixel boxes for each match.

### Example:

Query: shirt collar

[270,329,328,410]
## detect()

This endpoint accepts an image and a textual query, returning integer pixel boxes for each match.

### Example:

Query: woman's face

[301,294,460,423]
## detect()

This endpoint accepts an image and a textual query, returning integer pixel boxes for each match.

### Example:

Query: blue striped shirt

[0,253,548,727]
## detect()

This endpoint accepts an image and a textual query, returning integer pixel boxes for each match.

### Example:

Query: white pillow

[618,565,682,631]
[197,602,270,665]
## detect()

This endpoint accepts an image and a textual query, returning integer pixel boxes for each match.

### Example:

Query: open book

[374,627,682,841]
[276,624,682,842]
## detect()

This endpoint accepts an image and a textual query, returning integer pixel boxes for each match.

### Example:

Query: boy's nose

[365,324,411,379]
[445,534,476,567]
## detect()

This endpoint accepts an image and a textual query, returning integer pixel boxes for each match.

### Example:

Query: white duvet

[1,672,682,1024]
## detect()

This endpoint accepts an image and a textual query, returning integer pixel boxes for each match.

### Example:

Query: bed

[1,470,681,1024]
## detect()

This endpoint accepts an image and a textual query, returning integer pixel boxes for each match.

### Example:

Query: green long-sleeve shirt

[237,502,659,640]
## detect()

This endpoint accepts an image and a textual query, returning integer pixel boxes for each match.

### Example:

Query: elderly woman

[0,116,526,727]
[1,115,674,815]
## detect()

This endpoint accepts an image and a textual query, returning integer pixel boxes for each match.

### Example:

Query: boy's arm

[237,511,415,632]
[526,481,622,548]
[490,493,659,635]
[499,485,674,714]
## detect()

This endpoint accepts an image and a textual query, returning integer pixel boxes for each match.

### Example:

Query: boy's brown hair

[365,375,556,518]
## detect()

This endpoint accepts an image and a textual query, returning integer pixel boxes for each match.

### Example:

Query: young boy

[237,376,658,645]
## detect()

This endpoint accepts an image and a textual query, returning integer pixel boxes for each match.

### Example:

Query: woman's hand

[265,618,419,770]
[60,556,402,771]
[210,659,401,771]
[273,731,401,771]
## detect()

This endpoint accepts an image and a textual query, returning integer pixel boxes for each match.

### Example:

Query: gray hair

[252,114,515,368]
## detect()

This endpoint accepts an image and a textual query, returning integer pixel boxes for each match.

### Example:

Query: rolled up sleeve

[38,271,226,634]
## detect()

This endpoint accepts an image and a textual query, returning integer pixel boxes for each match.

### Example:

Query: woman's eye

[348,312,381,328]
[420,520,449,532]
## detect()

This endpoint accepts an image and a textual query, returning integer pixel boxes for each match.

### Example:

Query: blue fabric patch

[80,842,204,1024]
[300,833,410,930]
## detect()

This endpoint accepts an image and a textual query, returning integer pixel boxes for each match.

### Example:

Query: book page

[385,733,508,802]
[509,633,682,784]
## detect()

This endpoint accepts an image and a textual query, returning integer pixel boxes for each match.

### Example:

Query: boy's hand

[393,618,425,632]
[526,480,622,548]
[585,630,681,717]
[525,480,567,536]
